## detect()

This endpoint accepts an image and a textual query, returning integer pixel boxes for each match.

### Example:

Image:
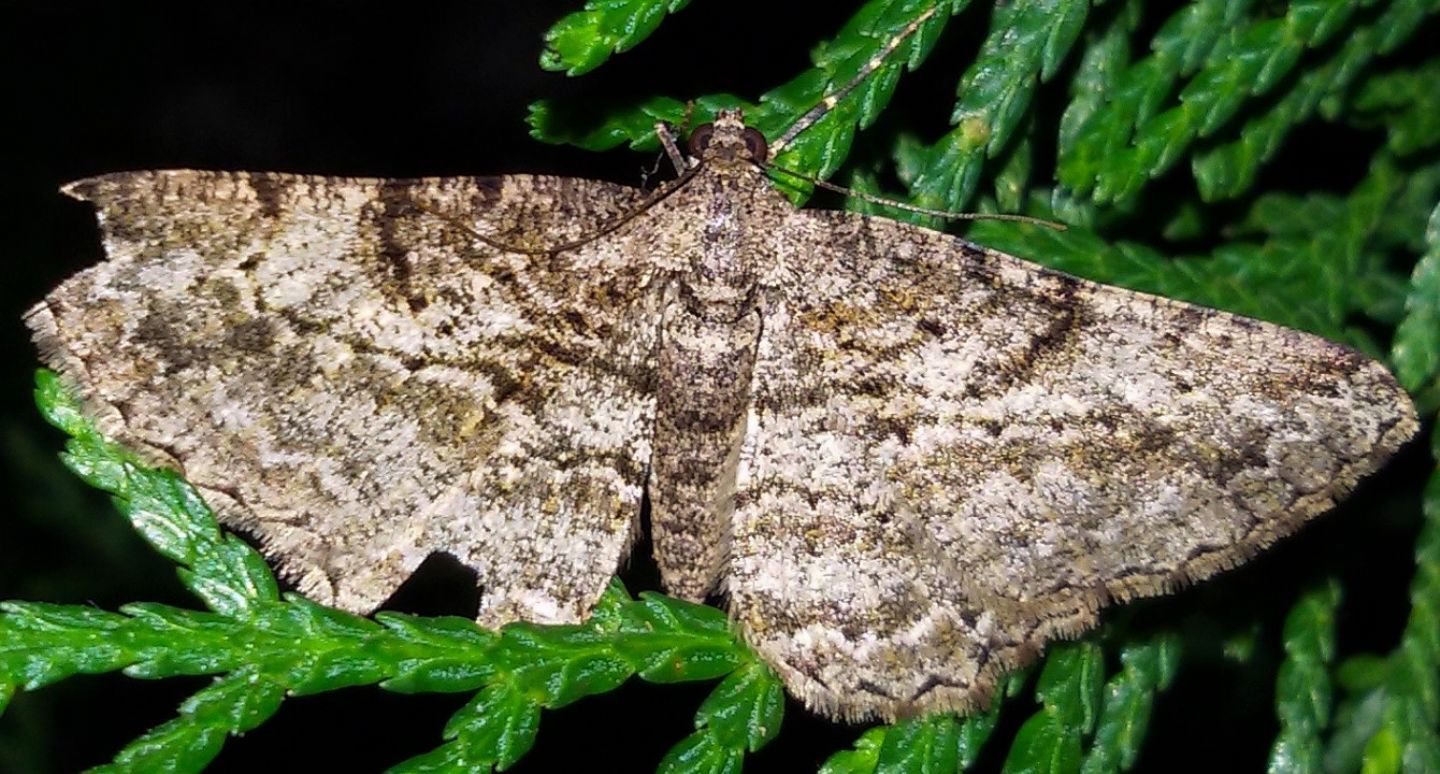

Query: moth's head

[688,109,769,168]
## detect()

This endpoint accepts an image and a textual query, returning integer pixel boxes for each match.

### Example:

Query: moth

[28,110,1418,722]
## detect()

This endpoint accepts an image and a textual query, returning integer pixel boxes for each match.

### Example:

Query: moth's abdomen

[648,302,761,601]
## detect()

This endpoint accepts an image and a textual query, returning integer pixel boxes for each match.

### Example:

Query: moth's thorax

[669,162,786,322]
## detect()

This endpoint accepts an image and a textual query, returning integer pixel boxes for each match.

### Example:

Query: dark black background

[0,2,1428,772]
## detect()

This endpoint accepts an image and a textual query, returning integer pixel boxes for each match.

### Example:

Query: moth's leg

[655,121,688,176]
[679,99,695,137]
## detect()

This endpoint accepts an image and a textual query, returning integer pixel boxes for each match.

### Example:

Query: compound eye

[742,127,768,161]
[688,124,715,156]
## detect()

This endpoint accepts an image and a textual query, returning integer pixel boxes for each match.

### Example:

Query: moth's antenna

[764,162,1068,231]
[761,6,1059,231]
[769,4,946,158]
[423,162,705,257]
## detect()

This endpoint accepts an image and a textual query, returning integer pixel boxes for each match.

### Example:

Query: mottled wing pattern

[729,208,1418,721]
[28,171,663,627]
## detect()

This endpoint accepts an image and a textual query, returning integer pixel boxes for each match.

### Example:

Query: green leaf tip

[34,367,88,438]
[1391,201,1440,402]
[540,0,693,76]
[656,661,783,774]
